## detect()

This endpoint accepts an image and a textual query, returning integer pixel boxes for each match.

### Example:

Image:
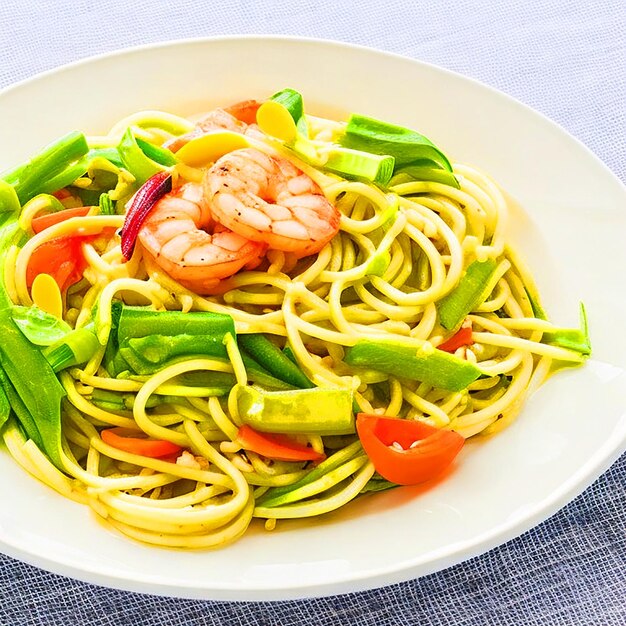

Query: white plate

[0,37,625,601]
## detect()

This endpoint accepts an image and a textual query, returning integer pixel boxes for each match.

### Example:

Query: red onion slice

[120,171,172,260]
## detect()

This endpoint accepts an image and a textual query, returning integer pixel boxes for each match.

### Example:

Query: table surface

[0,1,624,624]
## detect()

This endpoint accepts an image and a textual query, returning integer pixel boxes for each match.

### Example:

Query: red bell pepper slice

[31,206,92,234]
[356,414,465,485]
[437,325,474,353]
[120,171,172,260]
[101,427,183,458]
[26,236,90,292]
[236,425,325,462]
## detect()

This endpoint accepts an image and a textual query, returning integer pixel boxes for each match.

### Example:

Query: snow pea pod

[344,338,483,392]
[0,183,66,468]
[437,258,499,330]
[2,131,89,203]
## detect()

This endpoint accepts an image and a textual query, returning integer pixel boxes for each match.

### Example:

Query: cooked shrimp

[165,101,261,153]
[138,182,266,294]
[204,148,340,258]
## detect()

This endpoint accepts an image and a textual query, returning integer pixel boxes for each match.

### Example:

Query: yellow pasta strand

[1,104,589,551]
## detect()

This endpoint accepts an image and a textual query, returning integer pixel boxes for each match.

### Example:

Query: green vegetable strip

[269,89,412,182]
[39,150,128,199]
[0,214,66,468]
[525,286,548,321]
[102,302,129,376]
[0,186,19,226]
[87,147,124,168]
[0,379,10,431]
[107,305,295,384]
[437,258,499,330]
[340,114,453,171]
[36,160,91,196]
[176,370,236,388]
[98,192,116,216]
[135,137,178,167]
[256,440,363,506]
[43,324,100,372]
[239,354,297,390]
[11,305,72,346]
[115,340,297,384]
[3,131,90,204]
[91,389,142,411]
[270,88,306,134]
[543,303,591,356]
[359,478,398,493]
[282,345,298,364]
[254,455,368,508]
[116,305,235,339]
[74,188,101,207]
[120,334,231,370]
[117,128,168,185]
[104,350,131,378]
[366,249,392,277]
[0,182,21,215]
[45,344,80,373]
[323,148,395,186]
[178,359,295,391]
[91,389,229,412]
[0,366,43,449]
[344,339,483,391]
[239,333,314,389]
[1,168,20,186]
[390,163,460,189]
[111,306,236,374]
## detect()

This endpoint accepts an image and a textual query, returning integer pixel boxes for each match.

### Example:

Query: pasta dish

[0,90,590,548]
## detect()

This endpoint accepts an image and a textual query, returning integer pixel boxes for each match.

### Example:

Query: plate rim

[1,424,624,600]
[2,35,624,195]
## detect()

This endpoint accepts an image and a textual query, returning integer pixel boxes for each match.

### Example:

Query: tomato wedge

[236,425,325,462]
[31,206,91,234]
[101,427,183,458]
[437,325,474,353]
[26,236,90,292]
[356,414,465,485]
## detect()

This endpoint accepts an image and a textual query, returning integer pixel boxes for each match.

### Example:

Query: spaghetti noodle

[0,91,590,549]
